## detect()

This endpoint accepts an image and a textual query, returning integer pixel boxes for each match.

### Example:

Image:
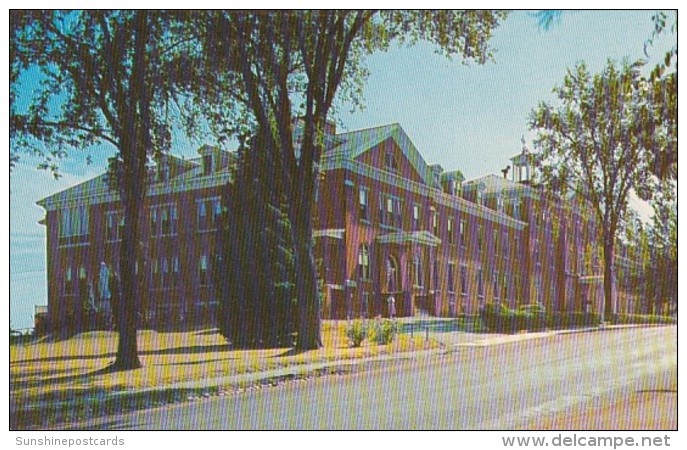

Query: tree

[10,11,192,370]
[645,196,677,314]
[214,135,295,347]
[197,10,508,349]
[529,59,675,321]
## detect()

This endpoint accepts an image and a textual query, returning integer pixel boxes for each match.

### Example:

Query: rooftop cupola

[509,136,540,185]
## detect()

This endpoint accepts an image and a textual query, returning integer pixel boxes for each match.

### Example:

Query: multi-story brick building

[36,122,645,328]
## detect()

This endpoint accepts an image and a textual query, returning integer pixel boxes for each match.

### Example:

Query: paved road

[86,326,676,430]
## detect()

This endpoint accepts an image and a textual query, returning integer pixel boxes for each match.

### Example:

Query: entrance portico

[375,230,441,317]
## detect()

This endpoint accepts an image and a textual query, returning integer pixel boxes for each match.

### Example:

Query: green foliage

[529,57,676,322]
[215,140,296,348]
[370,318,398,345]
[547,311,602,329]
[614,314,676,325]
[481,303,604,333]
[10,11,191,178]
[345,320,369,347]
[195,10,509,350]
[517,303,546,315]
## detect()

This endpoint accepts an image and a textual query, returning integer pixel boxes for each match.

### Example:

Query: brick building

[36,122,645,328]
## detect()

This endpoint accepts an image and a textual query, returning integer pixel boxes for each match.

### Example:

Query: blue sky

[8,10,677,329]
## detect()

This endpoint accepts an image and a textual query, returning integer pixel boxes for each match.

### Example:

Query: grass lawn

[10,320,441,421]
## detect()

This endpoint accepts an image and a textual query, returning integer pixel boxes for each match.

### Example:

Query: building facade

[36,122,645,328]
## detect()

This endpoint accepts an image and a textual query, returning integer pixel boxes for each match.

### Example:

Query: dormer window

[203,154,213,175]
[476,190,483,206]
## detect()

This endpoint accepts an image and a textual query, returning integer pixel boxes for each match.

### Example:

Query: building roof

[325,123,439,188]
[36,149,234,211]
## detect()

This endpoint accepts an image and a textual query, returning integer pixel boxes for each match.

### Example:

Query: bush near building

[479,303,675,333]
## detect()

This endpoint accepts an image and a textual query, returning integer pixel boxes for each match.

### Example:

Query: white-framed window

[105,210,124,242]
[477,268,484,298]
[358,244,370,280]
[150,203,178,236]
[460,265,468,296]
[448,217,455,245]
[359,188,369,222]
[197,197,222,231]
[60,206,89,237]
[161,256,169,287]
[413,253,423,288]
[535,276,542,304]
[432,211,439,235]
[151,258,159,288]
[379,195,402,229]
[172,255,180,288]
[493,271,499,300]
[413,204,421,230]
[433,259,439,290]
[386,256,399,292]
[448,261,456,293]
[199,254,211,286]
[64,266,74,296]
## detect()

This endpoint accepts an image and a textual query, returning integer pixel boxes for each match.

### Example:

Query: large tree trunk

[602,237,616,323]
[291,196,322,350]
[112,11,149,370]
[114,195,142,370]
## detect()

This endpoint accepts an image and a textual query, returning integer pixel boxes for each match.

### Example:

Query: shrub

[482,303,620,333]
[480,303,517,333]
[517,304,547,331]
[614,314,676,325]
[345,319,368,347]
[370,318,397,345]
[548,311,601,329]
[518,303,546,315]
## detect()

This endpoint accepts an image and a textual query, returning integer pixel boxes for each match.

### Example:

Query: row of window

[62,254,213,296]
[149,254,213,288]
[359,187,521,257]
[356,247,525,300]
[61,197,223,242]
[59,206,90,237]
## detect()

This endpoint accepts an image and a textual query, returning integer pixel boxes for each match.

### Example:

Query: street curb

[446,323,673,349]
